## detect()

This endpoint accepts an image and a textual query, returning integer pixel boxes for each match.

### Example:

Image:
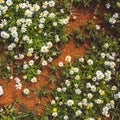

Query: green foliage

[0,0,120,120]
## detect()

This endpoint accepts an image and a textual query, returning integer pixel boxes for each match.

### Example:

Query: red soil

[0,8,93,114]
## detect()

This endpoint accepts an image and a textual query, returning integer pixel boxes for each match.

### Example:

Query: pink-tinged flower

[14,77,20,83]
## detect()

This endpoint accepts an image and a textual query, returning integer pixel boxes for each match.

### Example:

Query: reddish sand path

[0,8,93,114]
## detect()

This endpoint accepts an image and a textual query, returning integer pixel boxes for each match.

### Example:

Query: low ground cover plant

[0,0,69,90]
[49,29,120,120]
[0,0,120,120]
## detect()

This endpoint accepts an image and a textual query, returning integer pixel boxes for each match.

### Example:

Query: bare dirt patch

[0,7,93,114]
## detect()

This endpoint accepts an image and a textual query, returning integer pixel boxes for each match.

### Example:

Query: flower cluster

[0,0,69,90]
[50,2,120,119]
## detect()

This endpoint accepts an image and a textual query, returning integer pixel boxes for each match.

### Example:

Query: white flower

[104,61,110,66]
[117,92,120,98]
[96,70,104,80]
[23,64,28,69]
[0,86,4,96]
[88,102,93,108]
[75,75,80,80]
[57,87,62,92]
[28,47,34,53]
[105,70,111,81]
[111,86,117,91]
[82,99,87,105]
[54,97,58,101]
[41,46,49,53]
[19,3,27,9]
[90,85,96,92]
[99,90,105,95]
[6,0,13,6]
[8,45,13,51]
[62,87,67,92]
[23,35,29,41]
[32,4,40,11]
[26,19,32,26]
[23,88,30,95]
[14,55,18,59]
[87,59,93,65]
[95,99,103,104]
[25,9,33,17]
[78,102,82,107]
[65,55,71,62]
[87,93,93,99]
[11,31,18,38]
[101,52,105,58]
[67,99,74,106]
[21,25,27,33]
[47,42,53,48]
[23,75,27,80]
[37,69,41,75]
[95,24,100,30]
[117,2,120,7]
[49,0,55,7]
[92,77,97,82]
[34,55,39,60]
[86,83,91,88]
[48,57,53,62]
[58,62,64,67]
[39,23,44,29]
[60,9,64,13]
[15,83,22,90]
[75,110,82,116]
[55,35,60,42]
[106,3,111,9]
[64,115,69,120]
[52,112,57,117]
[59,17,69,25]
[65,80,71,86]
[7,66,11,70]
[42,60,47,66]
[113,13,119,18]
[86,118,95,120]
[110,62,116,68]
[19,54,24,60]
[0,0,4,4]
[49,13,55,18]
[16,19,22,25]
[73,67,79,72]
[51,100,56,105]
[103,43,109,49]
[40,11,49,17]
[30,77,37,83]
[0,24,4,29]
[40,18,45,23]
[79,57,84,62]
[27,39,33,44]
[28,60,34,66]
[102,106,110,117]
[9,75,13,80]
[42,1,48,8]
[69,70,74,75]
[75,88,81,95]
[109,17,116,24]
[1,19,7,26]
[1,31,10,39]
[74,84,78,88]
[53,22,57,26]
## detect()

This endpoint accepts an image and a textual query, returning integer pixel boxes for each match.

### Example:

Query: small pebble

[0,86,4,96]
